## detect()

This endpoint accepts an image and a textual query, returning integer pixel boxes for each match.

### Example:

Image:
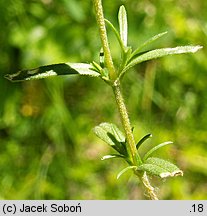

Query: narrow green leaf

[143,141,173,161]
[5,63,100,82]
[105,19,125,52]
[91,61,102,73]
[131,31,168,58]
[91,61,109,81]
[136,133,152,150]
[137,157,183,178]
[117,166,137,179]
[123,45,203,73]
[118,5,128,47]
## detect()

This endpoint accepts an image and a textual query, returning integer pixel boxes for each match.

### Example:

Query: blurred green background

[0,0,206,199]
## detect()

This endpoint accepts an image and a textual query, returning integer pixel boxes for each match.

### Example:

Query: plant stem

[113,80,158,200]
[93,0,116,80]
[93,0,140,164]
[93,0,158,200]
[112,80,141,165]
[139,172,158,200]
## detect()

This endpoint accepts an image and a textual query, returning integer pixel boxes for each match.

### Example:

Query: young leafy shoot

[103,6,202,80]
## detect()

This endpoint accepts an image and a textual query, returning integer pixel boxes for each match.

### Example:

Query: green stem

[113,80,158,200]
[112,80,141,165]
[93,0,116,80]
[93,0,158,200]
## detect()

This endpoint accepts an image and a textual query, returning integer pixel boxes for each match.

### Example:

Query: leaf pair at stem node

[94,122,183,179]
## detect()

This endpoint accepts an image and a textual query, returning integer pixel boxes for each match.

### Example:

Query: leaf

[123,45,203,73]
[143,141,173,161]
[94,122,125,144]
[131,31,168,58]
[5,63,100,82]
[136,133,152,150]
[91,61,103,72]
[118,5,128,47]
[105,14,131,73]
[117,166,137,179]
[137,157,183,178]
[91,60,109,79]
[93,122,127,155]
[105,18,125,52]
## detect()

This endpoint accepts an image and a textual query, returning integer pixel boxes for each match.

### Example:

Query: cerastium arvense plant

[5,0,202,199]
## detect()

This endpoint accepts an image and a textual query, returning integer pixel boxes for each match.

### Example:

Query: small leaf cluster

[91,5,202,84]
[94,122,183,179]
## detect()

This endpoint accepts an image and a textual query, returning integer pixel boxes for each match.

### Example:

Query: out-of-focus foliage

[0,0,206,199]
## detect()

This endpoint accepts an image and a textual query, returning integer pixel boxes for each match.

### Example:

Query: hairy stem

[113,81,158,200]
[139,172,158,200]
[93,0,116,80]
[112,80,141,165]
[93,0,158,200]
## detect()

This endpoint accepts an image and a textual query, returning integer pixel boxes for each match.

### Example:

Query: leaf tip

[101,156,107,161]
[4,73,20,82]
[119,5,127,15]
[192,45,203,53]
[4,74,12,81]
[101,155,116,160]
[160,170,183,178]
